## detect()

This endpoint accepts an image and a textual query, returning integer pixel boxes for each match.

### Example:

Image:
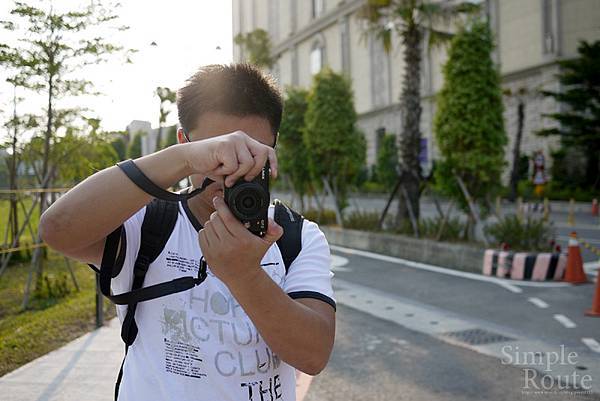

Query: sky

[0,0,233,134]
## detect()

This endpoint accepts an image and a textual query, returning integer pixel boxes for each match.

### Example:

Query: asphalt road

[307,305,598,401]
[303,248,600,400]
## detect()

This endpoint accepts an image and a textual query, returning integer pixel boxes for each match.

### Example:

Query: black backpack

[94,198,303,400]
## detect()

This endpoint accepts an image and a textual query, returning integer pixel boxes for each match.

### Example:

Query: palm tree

[359,0,479,229]
[155,87,176,151]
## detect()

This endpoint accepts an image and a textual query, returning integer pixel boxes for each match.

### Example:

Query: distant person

[40,64,336,401]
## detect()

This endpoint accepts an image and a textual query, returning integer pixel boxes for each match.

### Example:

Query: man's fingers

[203,220,220,244]
[262,218,283,244]
[209,212,234,241]
[213,146,238,176]
[267,147,278,179]
[224,142,254,187]
[198,229,210,251]
[244,135,277,180]
[245,151,267,181]
[212,196,248,236]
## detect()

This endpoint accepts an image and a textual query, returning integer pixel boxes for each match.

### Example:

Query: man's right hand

[183,131,278,188]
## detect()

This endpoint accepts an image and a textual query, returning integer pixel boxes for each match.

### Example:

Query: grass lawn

[0,197,40,249]
[0,252,116,376]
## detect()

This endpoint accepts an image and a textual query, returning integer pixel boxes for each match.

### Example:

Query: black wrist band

[117,159,204,202]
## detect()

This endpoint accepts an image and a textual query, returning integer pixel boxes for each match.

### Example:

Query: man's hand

[183,131,278,187]
[198,196,283,285]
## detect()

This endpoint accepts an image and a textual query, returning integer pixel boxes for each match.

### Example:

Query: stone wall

[321,227,486,274]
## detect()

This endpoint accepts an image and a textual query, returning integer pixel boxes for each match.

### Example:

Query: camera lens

[227,183,268,220]
[238,190,260,215]
[242,196,255,210]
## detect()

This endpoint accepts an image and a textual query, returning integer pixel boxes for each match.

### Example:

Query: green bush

[515,179,598,202]
[419,217,466,242]
[302,208,338,226]
[485,214,554,252]
[33,274,71,302]
[343,210,381,231]
[389,216,466,242]
[360,181,387,193]
[374,133,399,188]
[543,181,598,202]
[517,179,535,199]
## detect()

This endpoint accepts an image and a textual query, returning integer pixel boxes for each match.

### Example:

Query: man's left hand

[198,196,283,285]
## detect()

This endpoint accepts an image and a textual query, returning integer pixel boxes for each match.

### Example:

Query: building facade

[126,120,177,156]
[232,0,600,181]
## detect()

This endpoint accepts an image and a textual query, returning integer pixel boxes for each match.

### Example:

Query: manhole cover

[442,328,515,345]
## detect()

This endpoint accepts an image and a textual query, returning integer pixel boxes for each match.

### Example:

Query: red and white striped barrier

[483,250,566,281]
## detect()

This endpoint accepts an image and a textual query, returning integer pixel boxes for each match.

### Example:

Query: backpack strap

[98,199,180,344]
[273,199,304,273]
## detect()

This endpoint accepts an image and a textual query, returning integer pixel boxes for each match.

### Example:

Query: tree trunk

[33,74,55,293]
[396,23,423,229]
[509,100,524,201]
[9,87,19,248]
[379,176,401,230]
[322,176,343,227]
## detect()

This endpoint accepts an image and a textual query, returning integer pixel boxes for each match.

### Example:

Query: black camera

[223,161,270,237]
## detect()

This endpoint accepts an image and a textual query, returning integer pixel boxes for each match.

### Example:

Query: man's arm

[200,197,335,375]
[40,132,277,265]
[228,268,335,375]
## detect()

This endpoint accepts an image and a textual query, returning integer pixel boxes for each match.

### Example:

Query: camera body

[223,162,270,237]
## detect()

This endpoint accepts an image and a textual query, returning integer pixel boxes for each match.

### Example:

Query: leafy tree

[359,0,479,228]
[127,131,144,159]
[110,131,129,161]
[538,40,600,190]
[234,28,274,69]
[375,133,399,189]
[23,129,118,186]
[304,68,366,225]
[433,19,507,237]
[278,88,312,210]
[155,87,176,151]
[503,87,530,201]
[0,0,132,218]
[1,83,30,247]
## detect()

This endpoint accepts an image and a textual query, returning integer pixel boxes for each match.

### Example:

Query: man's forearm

[227,266,335,375]
[40,144,191,253]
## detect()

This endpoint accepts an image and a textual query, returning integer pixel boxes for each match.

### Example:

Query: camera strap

[116,159,210,201]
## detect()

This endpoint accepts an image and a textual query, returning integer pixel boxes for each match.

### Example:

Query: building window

[291,46,299,85]
[312,0,324,19]
[370,35,390,108]
[268,0,280,42]
[541,0,555,54]
[310,44,324,75]
[340,16,350,74]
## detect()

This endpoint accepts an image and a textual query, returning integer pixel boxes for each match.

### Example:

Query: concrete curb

[321,227,485,274]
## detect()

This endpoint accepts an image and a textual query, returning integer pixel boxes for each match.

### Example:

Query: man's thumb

[263,218,283,243]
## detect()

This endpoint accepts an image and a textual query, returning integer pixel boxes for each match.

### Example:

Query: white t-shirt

[108,200,336,401]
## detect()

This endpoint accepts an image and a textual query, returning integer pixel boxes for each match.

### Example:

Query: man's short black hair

[176,63,283,137]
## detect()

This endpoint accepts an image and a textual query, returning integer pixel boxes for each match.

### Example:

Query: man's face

[177,111,275,203]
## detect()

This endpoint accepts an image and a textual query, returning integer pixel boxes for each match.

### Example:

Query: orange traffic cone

[585,275,600,317]
[564,232,588,284]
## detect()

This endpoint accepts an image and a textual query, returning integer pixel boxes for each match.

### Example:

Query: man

[40,64,336,401]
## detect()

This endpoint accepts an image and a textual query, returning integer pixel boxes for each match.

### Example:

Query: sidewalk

[0,318,315,401]
[0,319,124,401]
